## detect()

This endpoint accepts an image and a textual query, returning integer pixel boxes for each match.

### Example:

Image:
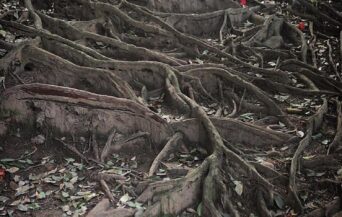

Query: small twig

[55,138,89,163]
[327,40,341,81]
[327,100,342,154]
[288,99,328,213]
[215,107,223,117]
[257,189,273,217]
[0,10,14,19]
[108,166,143,177]
[227,100,237,117]
[1,76,5,90]
[308,22,317,68]
[340,31,342,75]
[238,88,246,113]
[187,84,195,100]
[100,179,116,205]
[275,57,281,70]
[83,135,91,154]
[141,85,148,104]
[219,10,228,44]
[24,0,43,30]
[9,70,25,84]
[97,172,126,182]
[109,132,150,154]
[91,132,100,161]
[218,79,224,103]
[18,146,37,160]
[100,128,117,163]
[23,163,44,172]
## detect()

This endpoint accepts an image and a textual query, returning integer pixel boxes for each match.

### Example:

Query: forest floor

[0,0,342,217]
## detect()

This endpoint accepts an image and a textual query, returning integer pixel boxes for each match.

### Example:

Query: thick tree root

[1,1,341,216]
[0,83,173,146]
[184,67,294,127]
[288,99,328,213]
[172,117,292,148]
[328,100,342,153]
[148,132,183,176]
[0,44,137,100]
[86,199,134,217]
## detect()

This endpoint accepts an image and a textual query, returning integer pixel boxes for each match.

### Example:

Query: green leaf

[126,201,143,209]
[7,209,14,217]
[202,50,209,55]
[10,199,21,206]
[0,30,6,38]
[274,194,285,209]
[25,159,34,165]
[120,193,132,203]
[0,158,15,162]
[274,94,289,102]
[197,202,202,216]
[15,185,33,196]
[43,177,56,184]
[69,176,78,184]
[19,159,34,165]
[37,191,46,199]
[27,203,40,210]
[0,196,9,203]
[17,204,28,212]
[83,193,97,201]
[195,58,204,64]
[52,175,62,182]
[61,191,69,198]
[337,168,342,176]
[13,11,19,19]
[239,113,254,121]
[65,158,75,164]
[73,163,84,170]
[321,139,329,145]
[62,205,70,212]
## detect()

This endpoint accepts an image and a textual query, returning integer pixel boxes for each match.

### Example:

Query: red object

[0,168,5,180]
[240,0,247,6]
[297,22,305,31]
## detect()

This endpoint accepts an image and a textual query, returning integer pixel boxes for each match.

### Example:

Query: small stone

[31,135,46,145]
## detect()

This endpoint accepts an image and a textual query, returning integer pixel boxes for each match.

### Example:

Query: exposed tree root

[100,128,117,163]
[0,83,173,146]
[148,132,183,176]
[86,199,134,217]
[184,67,294,127]
[37,11,185,65]
[55,138,90,164]
[288,99,328,213]
[328,100,342,154]
[146,0,239,13]
[100,179,117,205]
[172,117,292,147]
[0,44,138,100]
[304,198,341,217]
[1,0,341,216]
